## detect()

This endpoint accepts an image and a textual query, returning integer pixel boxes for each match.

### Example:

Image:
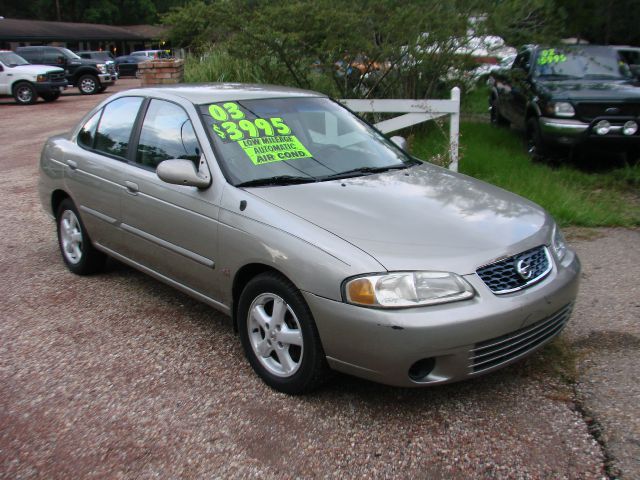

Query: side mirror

[157,159,211,188]
[56,55,66,65]
[390,135,409,151]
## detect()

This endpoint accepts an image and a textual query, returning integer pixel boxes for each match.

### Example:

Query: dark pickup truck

[16,46,117,95]
[488,45,640,160]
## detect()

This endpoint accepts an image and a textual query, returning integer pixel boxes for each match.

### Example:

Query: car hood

[246,163,552,274]
[538,78,640,101]
[11,64,64,75]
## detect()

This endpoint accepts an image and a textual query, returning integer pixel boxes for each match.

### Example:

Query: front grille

[576,102,640,122]
[476,246,551,294]
[469,303,573,373]
[107,63,117,74]
[47,71,66,82]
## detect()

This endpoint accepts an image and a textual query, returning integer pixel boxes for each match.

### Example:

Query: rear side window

[94,96,143,158]
[136,99,201,169]
[77,110,102,149]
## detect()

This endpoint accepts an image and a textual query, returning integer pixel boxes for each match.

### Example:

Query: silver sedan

[39,84,580,394]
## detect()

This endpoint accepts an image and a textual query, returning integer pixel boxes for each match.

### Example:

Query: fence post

[449,86,461,172]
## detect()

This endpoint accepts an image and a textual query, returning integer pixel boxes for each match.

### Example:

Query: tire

[526,117,550,161]
[78,74,100,95]
[490,96,509,126]
[238,272,330,394]
[40,91,61,102]
[13,82,37,105]
[56,199,106,275]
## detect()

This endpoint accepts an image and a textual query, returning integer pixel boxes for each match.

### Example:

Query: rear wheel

[40,91,61,102]
[238,272,330,394]
[56,199,106,275]
[78,74,100,95]
[13,82,37,105]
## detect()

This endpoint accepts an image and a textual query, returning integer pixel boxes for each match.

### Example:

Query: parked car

[131,49,172,59]
[488,45,640,160]
[39,84,580,394]
[114,55,148,77]
[16,46,116,95]
[0,50,67,104]
[76,50,119,78]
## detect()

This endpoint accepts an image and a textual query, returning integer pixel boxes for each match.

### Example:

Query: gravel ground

[565,228,640,479]
[0,79,633,479]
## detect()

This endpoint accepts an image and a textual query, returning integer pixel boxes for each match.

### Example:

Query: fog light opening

[623,121,638,136]
[594,120,611,135]
[408,358,436,381]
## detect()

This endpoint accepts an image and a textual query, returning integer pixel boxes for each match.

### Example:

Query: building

[0,17,169,55]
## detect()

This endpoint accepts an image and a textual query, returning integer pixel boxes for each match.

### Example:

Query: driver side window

[136,99,201,170]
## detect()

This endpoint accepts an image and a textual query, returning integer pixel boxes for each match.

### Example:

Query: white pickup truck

[0,50,68,105]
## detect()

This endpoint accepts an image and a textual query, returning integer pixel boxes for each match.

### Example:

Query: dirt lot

[0,79,638,479]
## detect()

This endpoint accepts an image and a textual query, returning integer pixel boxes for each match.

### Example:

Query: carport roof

[0,18,160,42]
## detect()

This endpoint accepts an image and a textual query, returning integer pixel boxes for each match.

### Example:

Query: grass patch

[412,122,640,227]
[461,85,489,115]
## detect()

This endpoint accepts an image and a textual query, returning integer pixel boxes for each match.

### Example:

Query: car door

[118,98,223,302]
[64,96,144,252]
[507,49,533,128]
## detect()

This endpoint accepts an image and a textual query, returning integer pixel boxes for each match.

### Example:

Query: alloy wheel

[247,293,304,377]
[60,210,83,264]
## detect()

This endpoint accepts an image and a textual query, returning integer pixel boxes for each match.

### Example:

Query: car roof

[122,83,326,104]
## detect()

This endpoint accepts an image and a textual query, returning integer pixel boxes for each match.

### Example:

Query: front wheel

[13,82,37,105]
[78,74,100,95]
[238,272,330,394]
[56,199,106,275]
[526,117,550,161]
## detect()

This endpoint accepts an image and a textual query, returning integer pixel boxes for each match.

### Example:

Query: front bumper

[304,249,580,387]
[539,116,640,147]
[97,73,116,85]
[34,80,68,94]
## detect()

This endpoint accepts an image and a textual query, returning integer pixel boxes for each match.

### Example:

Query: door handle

[124,181,139,194]
[66,160,77,170]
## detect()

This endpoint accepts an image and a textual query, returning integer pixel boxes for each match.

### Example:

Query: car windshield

[534,47,633,80]
[199,97,416,186]
[0,52,29,67]
[61,48,81,60]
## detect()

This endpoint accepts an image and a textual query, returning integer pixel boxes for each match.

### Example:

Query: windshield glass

[61,48,81,60]
[534,47,632,79]
[0,52,29,67]
[199,97,414,186]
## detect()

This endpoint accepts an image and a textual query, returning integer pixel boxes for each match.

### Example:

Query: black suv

[489,45,640,160]
[16,46,117,95]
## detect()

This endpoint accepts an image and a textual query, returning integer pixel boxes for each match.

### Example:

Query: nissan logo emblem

[516,259,534,280]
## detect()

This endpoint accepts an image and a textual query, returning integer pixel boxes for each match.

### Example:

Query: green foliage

[1,0,185,24]
[412,122,640,227]
[171,0,499,99]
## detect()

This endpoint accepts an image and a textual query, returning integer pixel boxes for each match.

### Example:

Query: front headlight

[546,101,575,118]
[97,63,107,74]
[344,271,474,308]
[551,224,567,262]
[36,74,47,82]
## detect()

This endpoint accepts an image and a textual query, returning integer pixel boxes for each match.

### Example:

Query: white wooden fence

[340,87,461,172]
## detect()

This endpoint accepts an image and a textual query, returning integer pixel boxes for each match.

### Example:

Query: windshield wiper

[235,175,317,188]
[582,74,625,80]
[538,74,579,80]
[319,161,418,181]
